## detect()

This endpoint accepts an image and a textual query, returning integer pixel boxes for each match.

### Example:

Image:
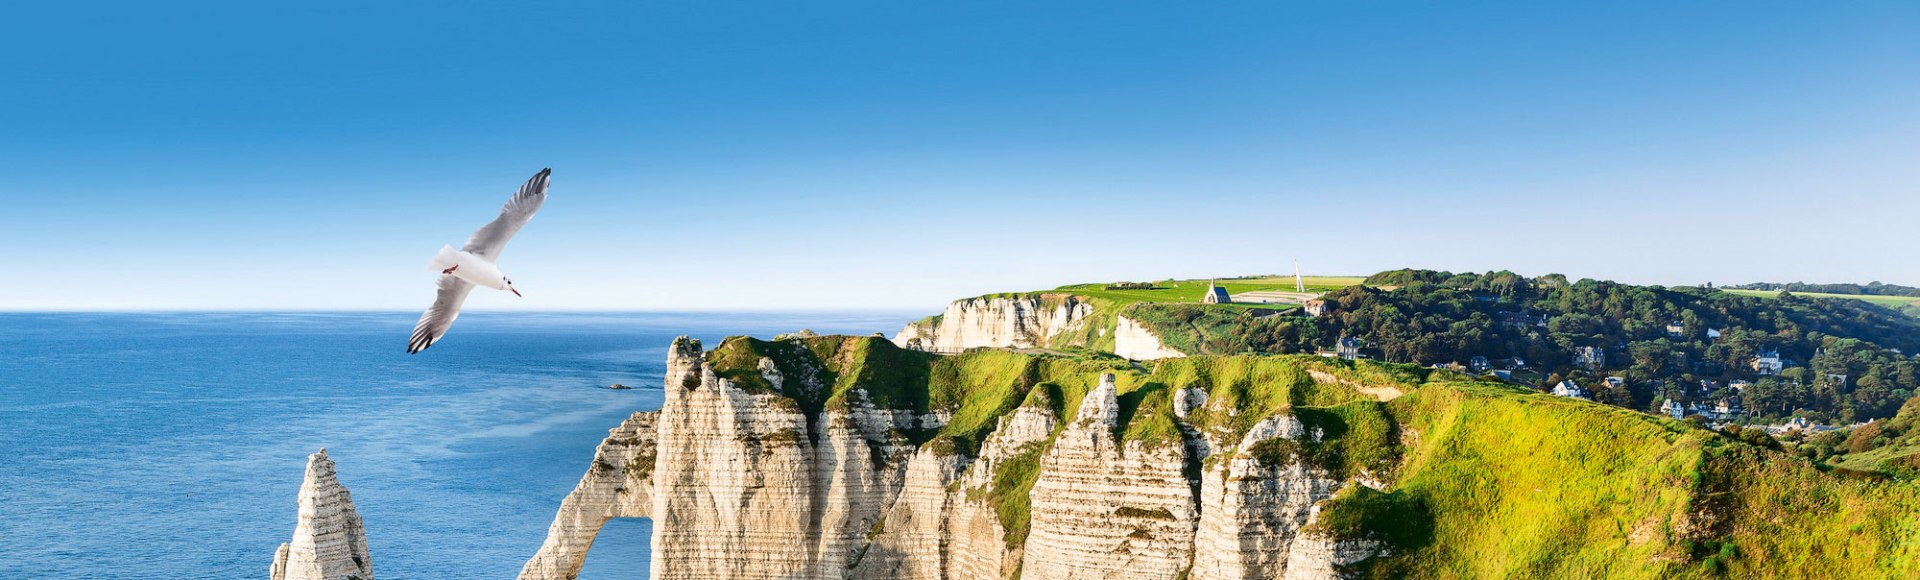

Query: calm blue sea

[0,311,912,579]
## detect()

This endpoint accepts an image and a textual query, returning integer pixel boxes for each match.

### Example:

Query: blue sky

[3,1,1916,310]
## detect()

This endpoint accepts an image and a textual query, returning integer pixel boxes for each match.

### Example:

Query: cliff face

[894,295,1094,353]
[1112,315,1187,361]
[1019,375,1198,579]
[522,336,1394,580]
[518,411,658,579]
[271,449,373,580]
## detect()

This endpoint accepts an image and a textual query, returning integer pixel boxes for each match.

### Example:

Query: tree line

[1310,270,1920,422]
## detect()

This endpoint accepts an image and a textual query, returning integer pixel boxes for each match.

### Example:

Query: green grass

[1335,378,1920,579]
[1036,276,1364,309]
[1723,288,1920,309]
[986,444,1044,548]
[1122,303,1316,356]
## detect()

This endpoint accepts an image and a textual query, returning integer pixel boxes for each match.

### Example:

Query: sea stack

[270,449,373,580]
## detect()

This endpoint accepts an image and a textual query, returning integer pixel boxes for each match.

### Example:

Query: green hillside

[703,335,1920,578]
[1034,275,1364,308]
[923,270,1920,424]
[1724,288,1920,318]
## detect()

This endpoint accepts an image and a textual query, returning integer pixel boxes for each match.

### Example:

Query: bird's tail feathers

[427,245,461,273]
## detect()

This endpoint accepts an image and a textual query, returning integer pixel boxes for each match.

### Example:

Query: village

[1200,277,1876,439]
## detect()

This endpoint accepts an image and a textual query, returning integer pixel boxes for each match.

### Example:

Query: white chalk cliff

[894,295,1095,353]
[1113,315,1187,361]
[271,449,373,580]
[519,411,658,579]
[519,337,1385,579]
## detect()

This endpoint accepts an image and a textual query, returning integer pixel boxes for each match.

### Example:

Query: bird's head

[505,277,522,297]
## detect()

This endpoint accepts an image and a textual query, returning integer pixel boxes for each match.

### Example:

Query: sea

[0,310,915,579]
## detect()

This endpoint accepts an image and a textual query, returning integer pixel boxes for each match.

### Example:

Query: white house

[1752,349,1783,376]
[1335,337,1364,360]
[1551,380,1592,400]
[1705,398,1744,421]
[1661,398,1686,419]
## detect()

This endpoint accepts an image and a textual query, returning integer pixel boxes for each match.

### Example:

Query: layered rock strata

[271,449,373,580]
[1020,373,1198,579]
[518,411,658,579]
[894,295,1094,353]
[1190,416,1338,580]
[522,338,1381,580]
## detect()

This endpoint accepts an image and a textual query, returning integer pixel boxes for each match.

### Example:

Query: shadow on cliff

[1114,382,1169,439]
[846,541,911,579]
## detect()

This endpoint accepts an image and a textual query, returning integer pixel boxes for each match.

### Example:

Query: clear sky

[3,1,1916,311]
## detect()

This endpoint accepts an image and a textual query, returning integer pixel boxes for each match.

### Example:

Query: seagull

[408,168,550,354]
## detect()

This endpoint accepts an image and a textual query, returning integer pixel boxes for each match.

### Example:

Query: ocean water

[0,311,913,579]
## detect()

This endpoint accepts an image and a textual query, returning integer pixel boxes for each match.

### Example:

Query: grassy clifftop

[1353,381,1920,578]
[701,334,1920,578]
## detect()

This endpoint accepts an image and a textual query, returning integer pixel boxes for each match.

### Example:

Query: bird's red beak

[511,288,522,297]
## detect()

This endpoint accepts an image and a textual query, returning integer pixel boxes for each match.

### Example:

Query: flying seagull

[408,168,551,354]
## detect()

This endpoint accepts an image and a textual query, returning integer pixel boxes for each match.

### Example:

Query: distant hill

[1728,281,1920,297]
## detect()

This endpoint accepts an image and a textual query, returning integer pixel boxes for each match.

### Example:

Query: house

[1603,376,1626,389]
[1335,337,1364,360]
[1752,349,1783,376]
[1705,398,1744,421]
[1700,379,1719,393]
[1468,356,1491,374]
[1660,398,1686,419]
[1496,356,1528,370]
[1728,379,1752,392]
[1762,416,1839,436]
[1665,322,1686,337]
[1575,346,1606,369]
[1303,299,1329,317]
[1707,328,1722,340]
[1202,281,1232,304]
[1825,373,1850,388]
[1491,369,1515,382]
[1551,380,1592,400]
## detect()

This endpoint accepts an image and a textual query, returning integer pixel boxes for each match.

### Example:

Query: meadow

[1029,275,1365,309]
[1723,288,1920,311]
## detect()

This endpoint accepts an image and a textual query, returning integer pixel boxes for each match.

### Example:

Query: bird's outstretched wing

[408,274,477,354]
[462,168,550,260]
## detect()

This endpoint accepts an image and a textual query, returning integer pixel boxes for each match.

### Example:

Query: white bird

[408,168,550,354]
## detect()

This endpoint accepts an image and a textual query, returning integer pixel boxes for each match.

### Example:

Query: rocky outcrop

[853,448,967,579]
[1020,373,1198,579]
[1113,315,1188,361]
[1191,415,1346,580]
[518,411,658,580]
[943,405,1057,579]
[522,338,1383,580]
[894,295,1094,353]
[271,449,373,580]
[1281,533,1382,580]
